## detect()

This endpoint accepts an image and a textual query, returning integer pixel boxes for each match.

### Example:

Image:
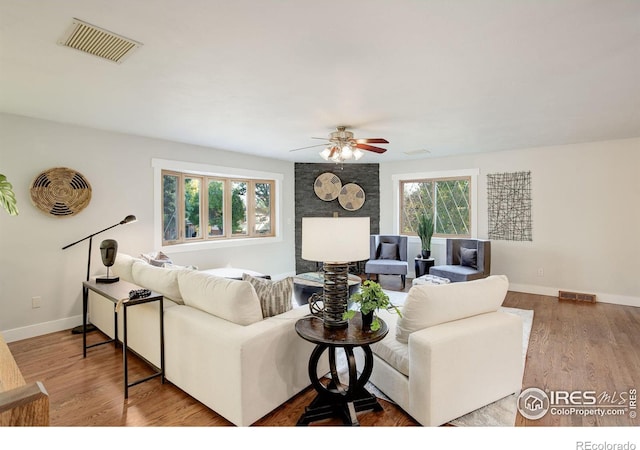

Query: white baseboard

[509,283,640,308]
[1,315,82,343]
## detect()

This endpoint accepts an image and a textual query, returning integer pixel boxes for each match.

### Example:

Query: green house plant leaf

[343,280,402,331]
[0,174,19,216]
[417,213,434,252]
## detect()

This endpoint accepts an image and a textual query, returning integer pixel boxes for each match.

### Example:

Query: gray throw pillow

[242,273,293,318]
[460,247,478,268]
[380,243,399,260]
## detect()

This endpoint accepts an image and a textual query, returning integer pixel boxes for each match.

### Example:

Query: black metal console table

[82,279,164,398]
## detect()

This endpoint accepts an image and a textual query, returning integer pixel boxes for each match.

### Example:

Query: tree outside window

[162,171,275,245]
[401,177,471,237]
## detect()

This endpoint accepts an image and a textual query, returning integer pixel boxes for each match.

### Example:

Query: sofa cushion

[396,274,508,343]
[242,274,293,318]
[370,311,410,376]
[178,270,263,326]
[111,253,145,283]
[132,261,185,305]
[202,267,267,280]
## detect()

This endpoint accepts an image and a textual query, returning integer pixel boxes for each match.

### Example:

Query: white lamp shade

[302,217,370,263]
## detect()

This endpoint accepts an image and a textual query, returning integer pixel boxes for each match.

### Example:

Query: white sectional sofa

[88,254,323,426]
[357,275,524,426]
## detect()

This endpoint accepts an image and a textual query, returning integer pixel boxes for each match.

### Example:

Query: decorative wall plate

[313,172,342,201]
[338,183,366,211]
[30,167,92,217]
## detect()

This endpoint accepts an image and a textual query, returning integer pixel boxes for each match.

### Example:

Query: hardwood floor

[7,275,640,428]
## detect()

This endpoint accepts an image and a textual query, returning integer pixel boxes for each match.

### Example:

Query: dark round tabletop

[295,314,388,347]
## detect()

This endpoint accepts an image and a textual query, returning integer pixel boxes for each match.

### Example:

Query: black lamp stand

[62,215,136,333]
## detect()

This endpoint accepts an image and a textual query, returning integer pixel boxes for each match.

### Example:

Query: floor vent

[558,290,596,303]
[58,18,142,64]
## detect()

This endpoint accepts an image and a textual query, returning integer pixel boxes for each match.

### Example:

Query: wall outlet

[537,268,544,277]
[31,296,41,309]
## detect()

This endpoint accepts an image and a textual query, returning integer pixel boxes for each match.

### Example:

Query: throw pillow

[460,247,478,269]
[380,242,399,260]
[111,253,145,283]
[140,251,173,267]
[242,274,293,318]
[177,270,263,325]
[131,261,185,304]
[162,262,198,270]
[395,274,508,343]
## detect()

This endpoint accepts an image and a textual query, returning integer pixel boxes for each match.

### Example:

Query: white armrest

[408,311,523,426]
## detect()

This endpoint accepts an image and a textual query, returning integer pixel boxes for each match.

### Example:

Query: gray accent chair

[365,235,409,289]
[429,239,491,283]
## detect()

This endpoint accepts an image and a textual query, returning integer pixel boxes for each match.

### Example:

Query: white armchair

[356,275,523,426]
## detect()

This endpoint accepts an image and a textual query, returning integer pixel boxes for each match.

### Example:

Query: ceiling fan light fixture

[293,127,387,163]
[320,147,332,160]
[341,144,353,159]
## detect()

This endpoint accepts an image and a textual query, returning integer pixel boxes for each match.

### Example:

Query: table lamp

[301,216,370,328]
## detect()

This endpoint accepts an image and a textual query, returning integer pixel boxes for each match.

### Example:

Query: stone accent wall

[295,163,380,273]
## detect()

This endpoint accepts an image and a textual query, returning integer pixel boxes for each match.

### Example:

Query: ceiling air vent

[58,18,142,64]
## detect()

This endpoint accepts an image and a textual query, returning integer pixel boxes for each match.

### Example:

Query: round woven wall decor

[30,167,92,217]
[314,172,342,201]
[338,183,366,211]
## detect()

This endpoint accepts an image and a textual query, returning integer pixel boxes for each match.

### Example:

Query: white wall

[2,113,638,342]
[380,137,640,307]
[0,114,296,341]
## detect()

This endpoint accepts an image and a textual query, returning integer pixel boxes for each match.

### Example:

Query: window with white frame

[396,169,478,238]
[155,160,278,247]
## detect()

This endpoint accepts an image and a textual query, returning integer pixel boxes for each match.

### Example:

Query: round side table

[414,257,435,278]
[294,314,388,426]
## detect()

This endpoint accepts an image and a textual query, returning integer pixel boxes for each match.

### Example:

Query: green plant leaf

[417,213,434,251]
[0,174,19,216]
[348,280,402,319]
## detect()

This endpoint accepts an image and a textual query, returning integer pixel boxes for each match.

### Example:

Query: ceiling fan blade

[288,143,328,152]
[355,143,387,154]
[355,138,389,144]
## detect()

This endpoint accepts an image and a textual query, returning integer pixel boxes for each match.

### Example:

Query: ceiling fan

[289,126,389,162]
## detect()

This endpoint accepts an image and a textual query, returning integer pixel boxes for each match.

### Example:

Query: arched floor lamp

[62,214,137,333]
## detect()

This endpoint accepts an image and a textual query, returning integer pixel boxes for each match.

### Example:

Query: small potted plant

[343,280,402,331]
[417,213,434,258]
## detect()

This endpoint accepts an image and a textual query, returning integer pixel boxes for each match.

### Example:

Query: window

[400,176,472,238]
[161,170,276,246]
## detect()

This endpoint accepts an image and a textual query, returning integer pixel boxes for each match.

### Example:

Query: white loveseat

[358,275,523,426]
[88,254,323,426]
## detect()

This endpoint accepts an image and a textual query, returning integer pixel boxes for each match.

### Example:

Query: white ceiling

[1,0,639,163]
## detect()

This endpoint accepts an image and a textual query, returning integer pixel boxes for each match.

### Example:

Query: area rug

[335,290,534,426]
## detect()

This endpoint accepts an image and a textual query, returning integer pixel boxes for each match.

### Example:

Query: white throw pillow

[242,274,293,318]
[177,270,263,326]
[111,253,145,283]
[140,251,173,267]
[395,274,509,343]
[131,261,184,304]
